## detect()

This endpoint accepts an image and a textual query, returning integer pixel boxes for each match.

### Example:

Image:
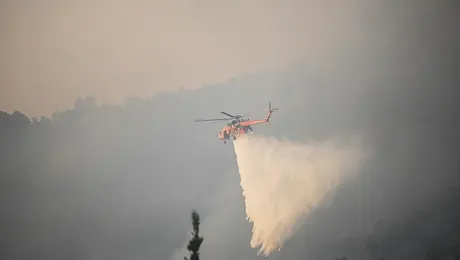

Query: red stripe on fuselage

[239,120,266,127]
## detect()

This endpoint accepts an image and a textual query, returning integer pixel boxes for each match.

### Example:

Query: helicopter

[194,102,279,144]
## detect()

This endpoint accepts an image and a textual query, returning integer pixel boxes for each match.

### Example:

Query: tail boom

[240,102,278,126]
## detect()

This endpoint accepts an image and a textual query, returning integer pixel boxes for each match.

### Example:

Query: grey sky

[1,0,360,117]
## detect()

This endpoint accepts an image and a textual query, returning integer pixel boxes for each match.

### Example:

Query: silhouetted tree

[185,210,204,260]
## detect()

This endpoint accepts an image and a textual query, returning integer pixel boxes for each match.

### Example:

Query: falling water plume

[233,134,364,256]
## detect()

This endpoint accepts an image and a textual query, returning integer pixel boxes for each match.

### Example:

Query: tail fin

[264,101,279,122]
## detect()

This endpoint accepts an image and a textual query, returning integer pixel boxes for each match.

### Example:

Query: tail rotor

[265,101,279,113]
[264,101,279,123]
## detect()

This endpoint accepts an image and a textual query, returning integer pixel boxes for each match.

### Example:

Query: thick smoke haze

[0,0,360,117]
[234,135,364,256]
[1,1,459,260]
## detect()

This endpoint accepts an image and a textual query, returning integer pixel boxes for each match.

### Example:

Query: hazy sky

[1,0,361,117]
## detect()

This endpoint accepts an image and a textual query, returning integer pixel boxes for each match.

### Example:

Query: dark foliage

[185,210,204,260]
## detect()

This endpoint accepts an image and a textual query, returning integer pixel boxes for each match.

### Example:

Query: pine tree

[185,210,204,260]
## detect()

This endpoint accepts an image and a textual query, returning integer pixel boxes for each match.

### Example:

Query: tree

[185,210,204,260]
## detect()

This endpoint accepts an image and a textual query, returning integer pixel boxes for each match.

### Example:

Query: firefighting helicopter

[194,102,279,143]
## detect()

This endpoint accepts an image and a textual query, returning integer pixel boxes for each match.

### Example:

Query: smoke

[233,134,364,256]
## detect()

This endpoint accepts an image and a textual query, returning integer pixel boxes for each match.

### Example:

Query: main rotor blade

[194,118,232,122]
[221,112,235,118]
